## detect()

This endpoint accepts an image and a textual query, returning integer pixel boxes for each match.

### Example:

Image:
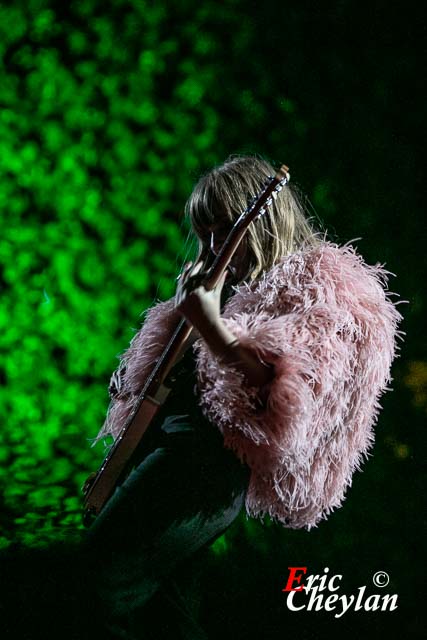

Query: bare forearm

[196,317,274,388]
[174,265,273,387]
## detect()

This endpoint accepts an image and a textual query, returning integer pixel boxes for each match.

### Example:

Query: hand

[174,261,227,331]
[175,261,274,389]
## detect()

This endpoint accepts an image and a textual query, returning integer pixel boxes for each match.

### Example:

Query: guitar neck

[204,165,290,290]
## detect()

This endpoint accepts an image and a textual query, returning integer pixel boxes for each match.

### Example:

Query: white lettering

[324,594,339,611]
[335,594,355,619]
[354,586,366,611]
[381,594,398,611]
[328,574,342,592]
[286,591,305,612]
[305,573,319,592]
[364,594,381,612]
[318,567,330,591]
[285,571,399,618]
[307,587,324,612]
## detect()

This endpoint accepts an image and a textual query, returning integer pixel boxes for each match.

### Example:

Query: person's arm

[175,264,274,388]
[193,313,274,388]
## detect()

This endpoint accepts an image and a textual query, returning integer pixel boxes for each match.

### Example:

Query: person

[84,155,402,639]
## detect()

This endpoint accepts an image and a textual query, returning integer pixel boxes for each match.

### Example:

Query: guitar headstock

[202,164,291,288]
[237,164,291,226]
[276,164,290,181]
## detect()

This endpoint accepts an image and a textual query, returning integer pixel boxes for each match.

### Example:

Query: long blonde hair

[185,155,320,281]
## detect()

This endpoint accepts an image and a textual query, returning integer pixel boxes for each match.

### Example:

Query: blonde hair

[185,155,320,281]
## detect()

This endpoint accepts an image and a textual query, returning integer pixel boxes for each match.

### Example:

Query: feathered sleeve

[194,243,403,529]
[94,298,179,443]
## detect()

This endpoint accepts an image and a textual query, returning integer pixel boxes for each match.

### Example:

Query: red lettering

[282,567,308,592]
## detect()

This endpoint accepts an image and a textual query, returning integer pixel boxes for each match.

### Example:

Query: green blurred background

[0,0,425,637]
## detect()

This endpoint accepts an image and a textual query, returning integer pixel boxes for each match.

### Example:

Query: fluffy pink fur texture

[96,242,403,529]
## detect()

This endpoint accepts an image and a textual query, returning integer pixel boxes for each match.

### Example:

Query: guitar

[82,165,290,525]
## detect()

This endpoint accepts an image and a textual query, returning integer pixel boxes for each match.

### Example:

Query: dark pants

[84,415,250,639]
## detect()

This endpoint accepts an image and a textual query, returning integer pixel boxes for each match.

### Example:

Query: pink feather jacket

[96,242,402,529]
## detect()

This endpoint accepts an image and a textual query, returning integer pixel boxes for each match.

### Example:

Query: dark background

[0,0,425,638]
